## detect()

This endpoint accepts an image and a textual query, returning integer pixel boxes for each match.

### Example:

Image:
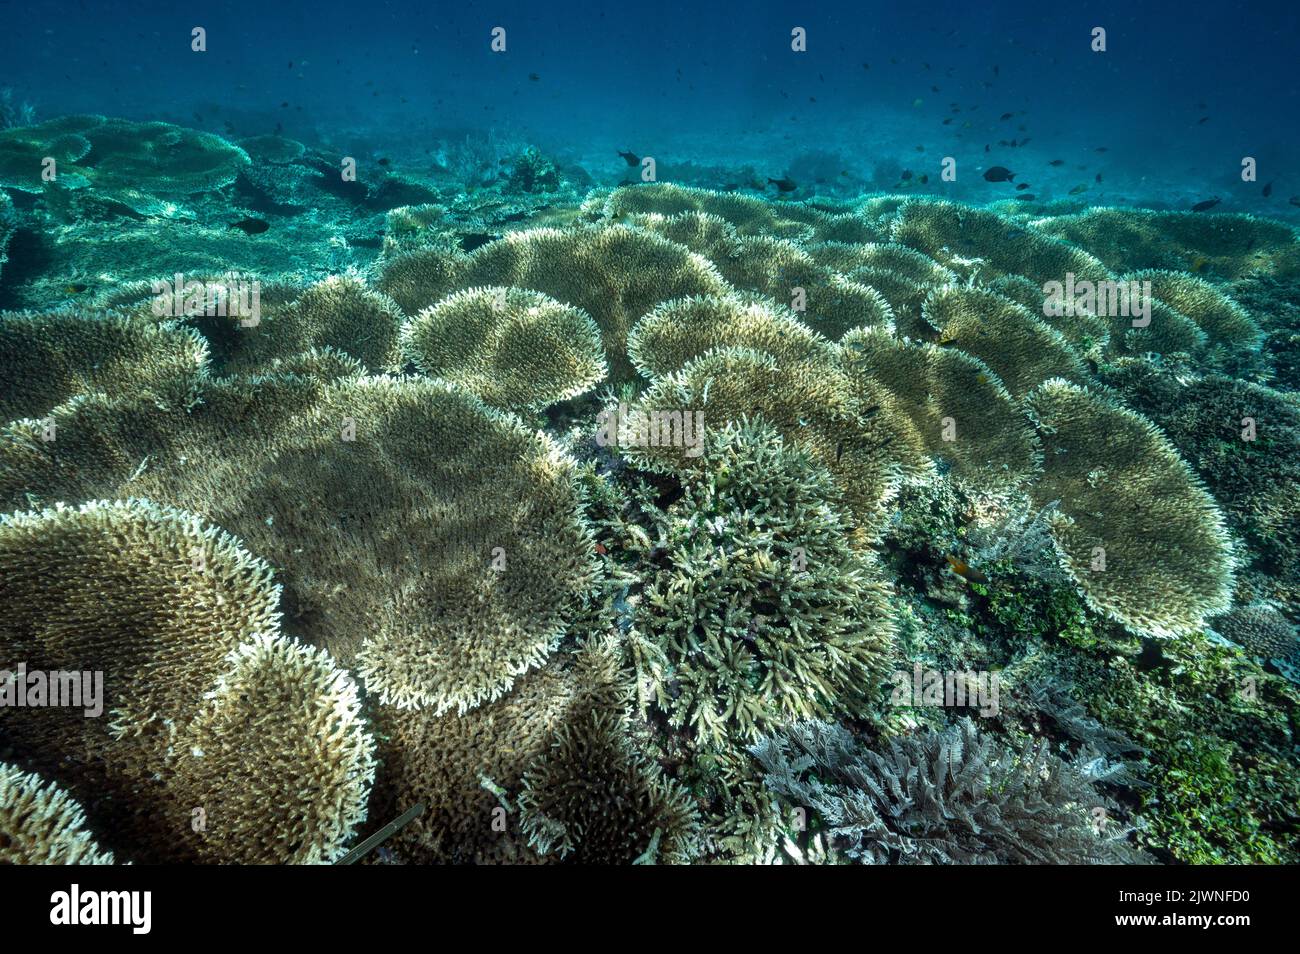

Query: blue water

[3,0,1298,213]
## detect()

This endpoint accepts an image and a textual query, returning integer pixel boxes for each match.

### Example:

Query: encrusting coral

[401,285,607,411]
[1025,378,1236,638]
[0,499,375,863]
[0,762,116,864]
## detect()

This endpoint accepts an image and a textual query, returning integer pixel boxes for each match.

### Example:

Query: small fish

[1048,159,1064,166]
[900,170,913,181]
[288,61,293,69]
[1095,147,1108,153]
[768,176,797,192]
[945,555,988,584]
[593,542,607,556]
[229,217,270,234]
[999,112,1013,120]
[377,157,391,167]
[1191,197,1221,212]
[1190,256,1209,272]
[1068,184,1089,195]
[912,98,924,107]
[1197,116,1210,124]
[65,282,90,294]
[1262,181,1273,198]
[528,73,540,82]
[984,144,990,153]
[942,117,954,125]
[1095,173,1103,183]
[983,166,1016,182]
[1015,194,1036,201]
[617,150,639,166]
[918,174,929,184]
[1015,182,1030,191]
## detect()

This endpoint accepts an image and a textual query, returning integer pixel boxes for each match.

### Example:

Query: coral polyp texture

[2,113,1299,865]
[0,499,374,863]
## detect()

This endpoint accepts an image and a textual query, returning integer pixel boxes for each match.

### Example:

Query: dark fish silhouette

[618,151,639,166]
[1095,173,1103,182]
[1015,194,1036,201]
[983,166,1015,182]
[918,174,929,184]
[1000,112,1013,120]
[230,218,270,235]
[768,176,798,192]
[900,170,913,180]
[377,157,391,167]
[1016,182,1030,190]
[1191,197,1221,212]
[1049,159,1064,166]
[1262,181,1273,197]
[528,73,540,81]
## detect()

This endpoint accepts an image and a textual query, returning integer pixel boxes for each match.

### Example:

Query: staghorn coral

[1025,378,1235,639]
[377,224,730,381]
[401,286,607,411]
[0,310,209,422]
[923,285,1088,397]
[624,346,929,528]
[838,326,1041,493]
[628,293,833,380]
[633,419,897,744]
[0,762,115,864]
[0,499,374,864]
[752,719,1140,864]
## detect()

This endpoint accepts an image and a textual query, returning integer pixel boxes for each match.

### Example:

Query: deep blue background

[1,0,1297,206]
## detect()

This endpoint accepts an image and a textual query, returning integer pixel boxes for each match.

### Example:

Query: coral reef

[3,127,1299,865]
[752,719,1140,864]
[0,762,115,864]
[0,499,374,863]
[401,286,607,411]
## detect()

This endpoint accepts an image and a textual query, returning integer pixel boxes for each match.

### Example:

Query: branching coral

[752,719,1140,864]
[0,763,115,864]
[625,346,929,528]
[633,419,897,744]
[1025,378,1235,638]
[0,310,209,422]
[401,286,607,411]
